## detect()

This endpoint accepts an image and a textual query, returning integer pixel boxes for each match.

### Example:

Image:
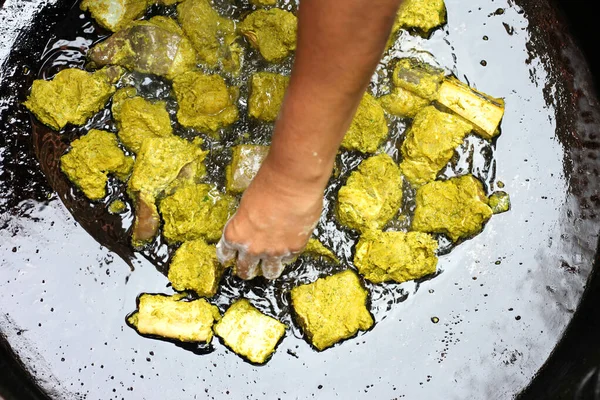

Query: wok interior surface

[1,0,599,399]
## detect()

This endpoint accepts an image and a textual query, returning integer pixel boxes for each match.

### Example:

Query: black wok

[1,0,599,399]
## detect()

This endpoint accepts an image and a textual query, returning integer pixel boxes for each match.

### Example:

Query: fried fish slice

[399,106,472,186]
[60,129,134,201]
[341,93,389,154]
[392,58,446,101]
[24,66,122,131]
[437,77,506,140]
[172,71,239,132]
[112,94,173,154]
[354,230,438,284]
[291,270,373,351]
[88,16,198,79]
[168,239,225,298]
[177,0,242,73]
[80,0,147,32]
[303,238,340,264]
[127,293,221,343]
[159,182,237,244]
[337,154,403,232]
[412,175,493,242]
[378,87,430,118]
[214,299,286,364]
[239,8,297,63]
[387,0,447,46]
[127,136,207,246]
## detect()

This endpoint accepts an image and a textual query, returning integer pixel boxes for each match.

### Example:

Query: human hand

[216,157,325,280]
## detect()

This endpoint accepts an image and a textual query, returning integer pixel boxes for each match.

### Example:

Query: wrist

[260,150,333,194]
[264,110,340,190]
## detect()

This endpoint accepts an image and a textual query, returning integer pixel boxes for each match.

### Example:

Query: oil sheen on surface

[23,0,501,341]
[1,0,600,399]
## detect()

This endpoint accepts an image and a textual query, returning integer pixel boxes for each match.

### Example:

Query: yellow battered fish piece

[168,239,225,298]
[214,299,286,364]
[24,66,122,131]
[111,86,138,120]
[173,71,239,132]
[393,58,446,101]
[291,270,373,351]
[389,0,446,44]
[87,16,198,79]
[341,93,389,153]
[80,0,147,32]
[128,136,207,246]
[225,144,269,193]
[378,87,430,118]
[128,137,207,201]
[127,293,221,343]
[239,8,297,62]
[113,95,173,153]
[354,230,438,283]
[337,154,403,232]
[412,175,493,242]
[400,106,472,186]
[177,0,241,73]
[303,238,339,264]
[437,77,505,140]
[248,72,289,122]
[159,182,237,243]
[61,129,134,201]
